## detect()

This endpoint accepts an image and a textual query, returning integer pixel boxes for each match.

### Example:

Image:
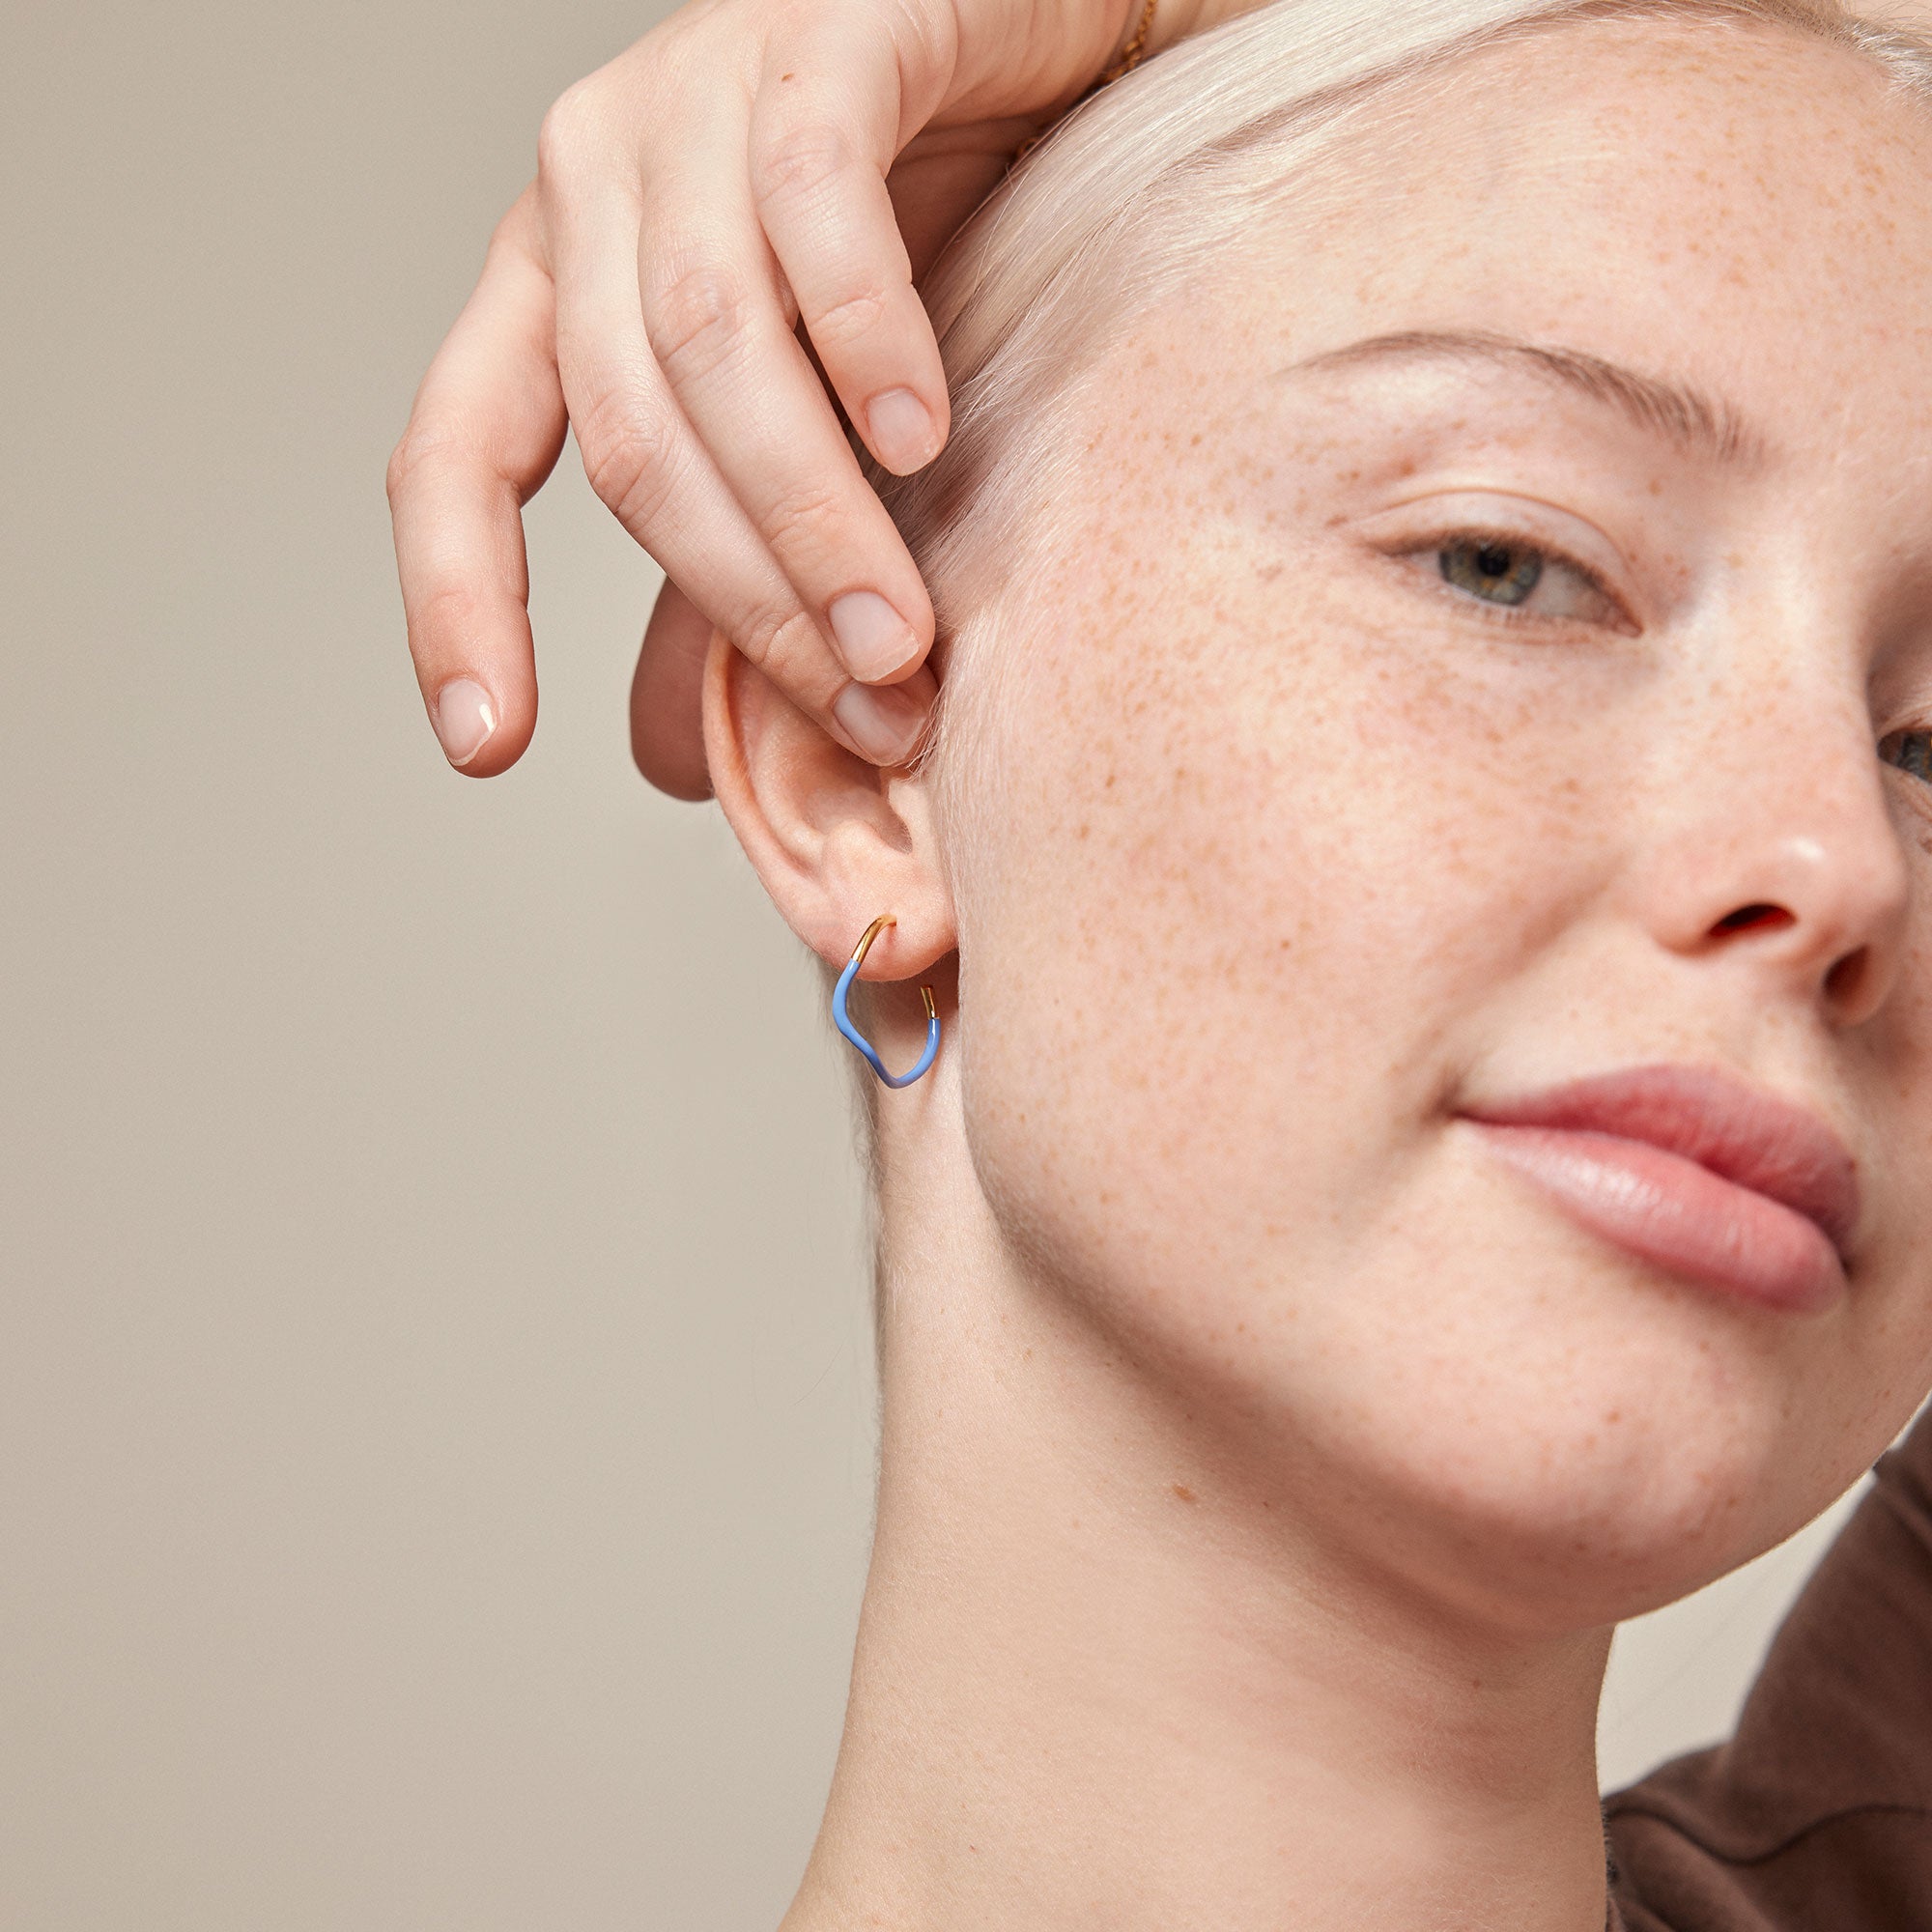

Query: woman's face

[939,16,1932,1626]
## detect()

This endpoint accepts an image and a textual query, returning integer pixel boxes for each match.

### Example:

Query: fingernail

[866,388,938,474]
[829,591,921,682]
[433,677,497,767]
[832,680,931,765]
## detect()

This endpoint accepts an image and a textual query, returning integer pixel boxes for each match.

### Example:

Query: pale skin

[387,0,1932,803]
[386,0,1230,791]
[701,19,1932,1932]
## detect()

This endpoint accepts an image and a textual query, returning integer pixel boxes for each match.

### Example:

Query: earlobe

[700,632,955,980]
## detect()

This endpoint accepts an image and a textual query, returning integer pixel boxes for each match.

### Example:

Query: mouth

[1458,1064,1859,1315]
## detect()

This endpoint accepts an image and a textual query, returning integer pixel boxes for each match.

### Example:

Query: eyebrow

[1290,328,1764,466]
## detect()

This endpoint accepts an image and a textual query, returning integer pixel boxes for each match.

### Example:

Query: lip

[1459,1065,1859,1314]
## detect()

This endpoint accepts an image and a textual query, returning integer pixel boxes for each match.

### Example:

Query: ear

[702,632,956,982]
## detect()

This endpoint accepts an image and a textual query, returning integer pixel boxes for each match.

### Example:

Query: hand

[388,0,1187,797]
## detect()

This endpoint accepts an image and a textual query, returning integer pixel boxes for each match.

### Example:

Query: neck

[781,1133,1612,1932]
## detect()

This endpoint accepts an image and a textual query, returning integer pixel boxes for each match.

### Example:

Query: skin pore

[703,15,1932,1932]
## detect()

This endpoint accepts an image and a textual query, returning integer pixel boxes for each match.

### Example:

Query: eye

[1880,728,1932,784]
[1431,536,1624,626]
[1440,540,1543,606]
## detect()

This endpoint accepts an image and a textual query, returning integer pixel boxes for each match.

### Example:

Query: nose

[1637,696,1911,1028]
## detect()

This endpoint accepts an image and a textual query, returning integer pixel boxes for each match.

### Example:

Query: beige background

[0,2,1904,1925]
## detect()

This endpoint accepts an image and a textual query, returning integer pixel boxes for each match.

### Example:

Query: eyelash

[1880,728,1932,789]
[1399,526,1634,633]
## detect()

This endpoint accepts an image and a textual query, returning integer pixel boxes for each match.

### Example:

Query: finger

[750,11,951,478]
[545,167,934,766]
[630,579,714,800]
[629,571,939,798]
[546,175,824,691]
[638,142,938,695]
[387,185,566,776]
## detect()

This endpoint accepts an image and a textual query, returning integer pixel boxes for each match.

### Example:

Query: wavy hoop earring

[832,916,939,1090]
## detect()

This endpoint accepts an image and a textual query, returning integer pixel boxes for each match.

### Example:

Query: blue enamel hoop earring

[833,915,940,1090]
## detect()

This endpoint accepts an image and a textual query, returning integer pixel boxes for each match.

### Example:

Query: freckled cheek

[958,557,1602,1218]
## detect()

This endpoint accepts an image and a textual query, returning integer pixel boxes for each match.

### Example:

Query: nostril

[1711,902,1797,938]
[1825,949,1868,1009]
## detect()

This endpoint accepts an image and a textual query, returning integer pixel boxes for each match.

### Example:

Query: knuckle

[575,396,684,534]
[884,0,957,78]
[484,196,533,264]
[384,439,414,507]
[409,578,490,653]
[386,417,464,504]
[763,476,846,551]
[807,284,892,358]
[735,602,823,676]
[535,81,599,185]
[643,261,753,386]
[752,119,854,209]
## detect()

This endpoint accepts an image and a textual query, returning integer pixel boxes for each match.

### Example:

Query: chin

[1363,1350,1860,1634]
[1307,1175,1903,1629]
[1233,1229,1874,1635]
